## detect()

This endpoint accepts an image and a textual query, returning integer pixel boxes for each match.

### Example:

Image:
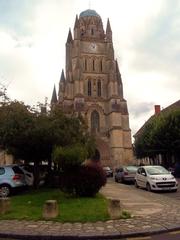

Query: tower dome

[79,9,100,18]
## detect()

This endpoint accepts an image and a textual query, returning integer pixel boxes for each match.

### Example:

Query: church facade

[51,9,133,169]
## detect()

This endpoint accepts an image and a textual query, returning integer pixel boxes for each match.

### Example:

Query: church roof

[79,9,100,18]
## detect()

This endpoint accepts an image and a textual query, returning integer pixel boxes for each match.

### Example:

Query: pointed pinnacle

[115,59,119,72]
[51,84,57,104]
[60,69,65,82]
[106,18,112,33]
[74,15,79,29]
[67,28,73,43]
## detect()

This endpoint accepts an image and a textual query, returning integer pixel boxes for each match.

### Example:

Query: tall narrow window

[91,28,94,35]
[85,59,87,71]
[93,59,95,71]
[91,110,100,133]
[88,80,91,96]
[97,80,101,97]
[100,60,103,72]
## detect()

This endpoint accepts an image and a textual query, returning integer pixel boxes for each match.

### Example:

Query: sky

[0,0,179,137]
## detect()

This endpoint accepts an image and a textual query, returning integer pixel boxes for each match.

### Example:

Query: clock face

[90,43,97,51]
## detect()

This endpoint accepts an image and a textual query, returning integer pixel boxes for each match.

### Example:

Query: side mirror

[142,172,146,176]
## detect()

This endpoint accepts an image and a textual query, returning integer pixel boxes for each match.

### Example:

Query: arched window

[91,110,100,133]
[97,80,101,97]
[88,80,91,96]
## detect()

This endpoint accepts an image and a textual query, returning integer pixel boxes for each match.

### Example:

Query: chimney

[154,105,161,115]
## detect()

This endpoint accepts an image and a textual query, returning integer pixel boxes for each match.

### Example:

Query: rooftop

[79,9,100,18]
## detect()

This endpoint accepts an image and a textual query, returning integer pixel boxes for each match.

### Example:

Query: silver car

[0,165,27,197]
[115,166,138,183]
[135,165,178,192]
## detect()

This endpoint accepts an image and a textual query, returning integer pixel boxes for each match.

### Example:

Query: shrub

[75,163,107,197]
[59,168,79,194]
[52,144,87,171]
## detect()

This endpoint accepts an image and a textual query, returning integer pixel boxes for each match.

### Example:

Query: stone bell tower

[51,9,133,169]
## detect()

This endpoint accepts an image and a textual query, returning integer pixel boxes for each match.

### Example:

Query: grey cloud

[129,101,155,118]
[129,0,180,80]
[0,0,38,37]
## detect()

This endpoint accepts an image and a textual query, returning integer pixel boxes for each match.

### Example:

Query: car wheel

[146,183,151,192]
[0,184,11,197]
[117,177,122,183]
[135,180,139,188]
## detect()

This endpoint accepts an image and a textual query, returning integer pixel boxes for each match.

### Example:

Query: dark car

[103,166,113,177]
[115,165,138,183]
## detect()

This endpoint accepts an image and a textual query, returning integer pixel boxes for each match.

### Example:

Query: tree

[0,102,96,187]
[134,109,180,166]
[0,101,50,187]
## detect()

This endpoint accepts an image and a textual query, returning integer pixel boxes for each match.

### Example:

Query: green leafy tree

[0,101,52,187]
[134,109,180,166]
[0,102,96,187]
[52,144,88,171]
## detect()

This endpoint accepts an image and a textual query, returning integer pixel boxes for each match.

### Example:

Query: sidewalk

[0,181,180,239]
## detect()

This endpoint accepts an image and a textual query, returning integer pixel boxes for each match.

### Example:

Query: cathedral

[51,9,133,169]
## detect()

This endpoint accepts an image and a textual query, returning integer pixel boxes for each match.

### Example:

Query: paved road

[125,230,180,239]
[109,178,180,201]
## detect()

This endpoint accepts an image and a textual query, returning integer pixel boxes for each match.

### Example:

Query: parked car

[19,165,34,186]
[103,166,113,177]
[0,165,27,197]
[115,165,138,183]
[135,165,178,192]
[19,164,48,186]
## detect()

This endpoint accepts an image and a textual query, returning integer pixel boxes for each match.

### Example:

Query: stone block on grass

[108,198,121,219]
[0,197,11,214]
[42,200,59,219]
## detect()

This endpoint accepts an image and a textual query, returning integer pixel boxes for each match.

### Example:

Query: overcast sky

[0,0,179,137]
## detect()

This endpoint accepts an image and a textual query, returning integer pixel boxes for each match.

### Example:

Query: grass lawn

[0,188,110,222]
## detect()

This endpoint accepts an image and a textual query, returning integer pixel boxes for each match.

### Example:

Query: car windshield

[125,166,138,172]
[146,166,170,175]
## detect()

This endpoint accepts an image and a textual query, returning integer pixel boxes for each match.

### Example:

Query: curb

[1,226,180,240]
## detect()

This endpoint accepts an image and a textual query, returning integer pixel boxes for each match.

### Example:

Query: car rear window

[12,166,24,174]
[103,167,110,171]
[0,167,5,175]
[126,166,138,172]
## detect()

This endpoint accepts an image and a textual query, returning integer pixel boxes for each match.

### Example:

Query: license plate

[162,187,171,190]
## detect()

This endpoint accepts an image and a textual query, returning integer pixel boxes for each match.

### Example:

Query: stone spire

[67,28,73,43]
[74,15,80,40]
[60,69,65,83]
[74,15,79,29]
[115,60,122,84]
[115,60,123,98]
[51,84,57,104]
[106,18,112,42]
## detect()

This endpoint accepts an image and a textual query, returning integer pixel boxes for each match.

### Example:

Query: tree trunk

[33,160,40,189]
